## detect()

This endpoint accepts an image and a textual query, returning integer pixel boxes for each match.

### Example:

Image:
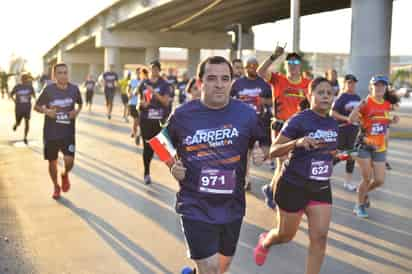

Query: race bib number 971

[198,169,236,194]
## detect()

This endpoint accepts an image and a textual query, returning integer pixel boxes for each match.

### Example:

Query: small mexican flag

[144,87,153,102]
[148,128,176,165]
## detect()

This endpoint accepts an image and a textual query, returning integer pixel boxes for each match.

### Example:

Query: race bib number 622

[309,160,332,181]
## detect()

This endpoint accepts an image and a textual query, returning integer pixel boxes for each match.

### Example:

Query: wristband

[270,54,277,61]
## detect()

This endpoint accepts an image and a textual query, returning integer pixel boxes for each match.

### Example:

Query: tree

[391,69,412,88]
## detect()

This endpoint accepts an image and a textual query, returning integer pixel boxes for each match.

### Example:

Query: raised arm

[257,45,285,81]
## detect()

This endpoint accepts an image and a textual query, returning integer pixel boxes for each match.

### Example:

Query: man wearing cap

[231,57,272,191]
[331,74,361,192]
[257,46,311,209]
[138,60,172,185]
[349,74,399,218]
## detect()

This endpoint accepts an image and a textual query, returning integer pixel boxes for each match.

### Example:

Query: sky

[0,0,410,74]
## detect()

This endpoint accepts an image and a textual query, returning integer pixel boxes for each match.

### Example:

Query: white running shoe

[344,182,357,192]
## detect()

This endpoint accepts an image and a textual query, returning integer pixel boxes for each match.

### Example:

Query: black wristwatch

[270,54,277,61]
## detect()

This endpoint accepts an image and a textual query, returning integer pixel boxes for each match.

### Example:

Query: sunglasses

[287,59,301,65]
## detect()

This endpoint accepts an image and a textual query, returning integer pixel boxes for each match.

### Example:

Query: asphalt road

[0,93,411,274]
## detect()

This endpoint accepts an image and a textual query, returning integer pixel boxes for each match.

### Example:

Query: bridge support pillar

[291,0,301,52]
[104,47,122,75]
[188,48,200,78]
[145,47,160,65]
[349,0,393,97]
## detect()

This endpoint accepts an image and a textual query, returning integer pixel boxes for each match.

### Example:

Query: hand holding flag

[148,128,176,166]
[144,85,153,102]
[171,160,187,181]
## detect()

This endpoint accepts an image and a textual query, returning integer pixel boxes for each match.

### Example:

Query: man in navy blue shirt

[331,74,361,191]
[138,60,172,184]
[102,65,119,120]
[167,56,269,274]
[230,57,273,191]
[10,73,36,144]
[35,63,82,199]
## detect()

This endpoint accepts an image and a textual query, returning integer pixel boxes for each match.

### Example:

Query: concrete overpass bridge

[43,0,393,94]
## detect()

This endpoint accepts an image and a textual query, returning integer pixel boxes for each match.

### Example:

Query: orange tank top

[359,96,391,152]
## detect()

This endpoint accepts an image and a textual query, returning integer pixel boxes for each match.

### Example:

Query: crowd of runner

[3,42,402,274]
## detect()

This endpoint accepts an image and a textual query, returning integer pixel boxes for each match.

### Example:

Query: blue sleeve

[36,88,49,107]
[280,115,301,140]
[260,81,272,99]
[249,112,269,147]
[10,86,17,96]
[159,82,172,96]
[166,113,179,148]
[332,96,343,112]
[230,80,239,98]
[137,80,146,98]
[75,87,83,105]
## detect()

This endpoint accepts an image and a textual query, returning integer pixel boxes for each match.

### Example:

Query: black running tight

[140,118,162,176]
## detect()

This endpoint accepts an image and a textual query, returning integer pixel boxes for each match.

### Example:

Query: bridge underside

[114,0,351,32]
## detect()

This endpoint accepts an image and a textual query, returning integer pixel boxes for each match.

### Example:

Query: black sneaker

[135,135,141,146]
[245,181,251,191]
[23,138,28,145]
[385,162,392,170]
[144,175,151,185]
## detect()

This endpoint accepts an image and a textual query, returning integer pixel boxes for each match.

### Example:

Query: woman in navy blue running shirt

[254,77,338,274]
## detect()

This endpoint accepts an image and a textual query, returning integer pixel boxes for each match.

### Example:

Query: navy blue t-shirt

[230,76,271,114]
[11,84,35,113]
[84,80,96,92]
[167,99,267,224]
[138,78,172,121]
[36,83,82,141]
[177,80,188,104]
[103,72,118,90]
[332,93,361,131]
[279,110,338,186]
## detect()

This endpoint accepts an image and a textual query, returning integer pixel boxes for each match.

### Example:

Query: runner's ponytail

[384,88,400,105]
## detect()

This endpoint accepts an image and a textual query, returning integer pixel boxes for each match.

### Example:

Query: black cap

[149,60,161,70]
[286,52,302,61]
[344,74,358,82]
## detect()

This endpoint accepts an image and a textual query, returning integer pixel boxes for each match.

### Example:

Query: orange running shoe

[52,185,61,199]
[61,173,71,192]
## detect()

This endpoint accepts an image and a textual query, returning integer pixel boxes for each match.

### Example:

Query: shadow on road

[58,198,173,274]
